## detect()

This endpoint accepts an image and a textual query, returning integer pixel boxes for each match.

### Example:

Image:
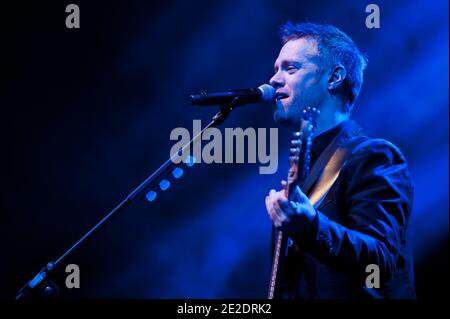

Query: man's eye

[286,65,297,72]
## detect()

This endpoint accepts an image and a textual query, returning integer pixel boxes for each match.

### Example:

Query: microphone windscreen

[258,84,276,102]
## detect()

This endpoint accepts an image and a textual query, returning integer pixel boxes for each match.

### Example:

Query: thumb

[293,185,309,203]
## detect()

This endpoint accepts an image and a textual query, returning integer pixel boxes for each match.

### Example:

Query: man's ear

[327,65,346,90]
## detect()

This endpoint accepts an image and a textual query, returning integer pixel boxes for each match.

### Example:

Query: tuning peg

[146,191,157,202]
[172,167,184,178]
[159,179,170,191]
[184,155,196,167]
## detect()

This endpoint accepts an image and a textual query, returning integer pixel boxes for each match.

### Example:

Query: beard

[273,98,304,129]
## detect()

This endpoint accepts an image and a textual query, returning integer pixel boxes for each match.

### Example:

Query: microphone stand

[15,99,238,300]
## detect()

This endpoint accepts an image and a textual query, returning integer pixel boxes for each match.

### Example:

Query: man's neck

[314,101,349,136]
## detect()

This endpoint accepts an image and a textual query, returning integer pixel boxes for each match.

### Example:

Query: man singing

[265,22,415,299]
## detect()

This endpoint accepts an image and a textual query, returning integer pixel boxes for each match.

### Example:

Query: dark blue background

[1,0,448,298]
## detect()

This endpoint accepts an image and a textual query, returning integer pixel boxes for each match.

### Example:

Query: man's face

[270,37,329,128]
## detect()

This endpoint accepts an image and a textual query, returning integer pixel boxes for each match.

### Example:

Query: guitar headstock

[287,130,302,194]
[286,106,320,198]
[302,106,320,124]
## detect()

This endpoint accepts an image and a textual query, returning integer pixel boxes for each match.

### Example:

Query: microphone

[189,84,275,106]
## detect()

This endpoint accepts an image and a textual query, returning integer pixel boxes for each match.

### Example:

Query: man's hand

[265,180,317,236]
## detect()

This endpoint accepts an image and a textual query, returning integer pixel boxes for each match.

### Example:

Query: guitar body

[268,107,319,299]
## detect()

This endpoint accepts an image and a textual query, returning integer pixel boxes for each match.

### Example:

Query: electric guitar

[268,106,320,299]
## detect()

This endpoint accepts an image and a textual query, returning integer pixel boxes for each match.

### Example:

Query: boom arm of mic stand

[15,99,238,300]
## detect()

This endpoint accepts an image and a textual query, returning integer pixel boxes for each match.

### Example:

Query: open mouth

[275,92,289,101]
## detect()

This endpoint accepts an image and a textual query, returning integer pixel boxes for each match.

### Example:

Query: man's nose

[269,71,284,88]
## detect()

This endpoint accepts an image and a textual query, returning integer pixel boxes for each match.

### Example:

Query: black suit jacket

[281,120,416,299]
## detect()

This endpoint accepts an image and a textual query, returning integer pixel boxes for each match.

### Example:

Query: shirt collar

[311,119,350,160]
